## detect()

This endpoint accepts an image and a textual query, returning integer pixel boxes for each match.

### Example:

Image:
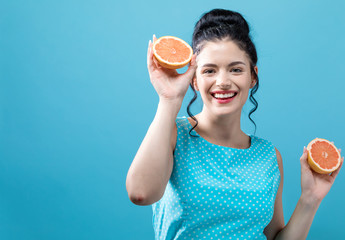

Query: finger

[330,157,344,179]
[149,39,163,70]
[162,68,179,76]
[189,53,197,67]
[181,54,197,79]
[152,54,162,69]
[339,148,341,153]
[148,34,160,69]
[300,147,308,161]
[300,146,309,169]
[147,40,155,72]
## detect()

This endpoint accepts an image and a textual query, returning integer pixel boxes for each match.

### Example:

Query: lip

[210,90,238,94]
[211,92,237,104]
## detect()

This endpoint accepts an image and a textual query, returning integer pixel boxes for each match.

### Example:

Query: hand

[300,146,344,203]
[147,34,197,102]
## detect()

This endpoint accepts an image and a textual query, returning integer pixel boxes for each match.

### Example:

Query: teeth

[214,93,236,98]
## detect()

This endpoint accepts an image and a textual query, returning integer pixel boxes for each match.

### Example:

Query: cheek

[195,76,210,90]
[196,81,213,100]
[238,75,253,89]
[239,84,252,102]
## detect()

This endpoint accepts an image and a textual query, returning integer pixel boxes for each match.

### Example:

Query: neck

[192,107,249,148]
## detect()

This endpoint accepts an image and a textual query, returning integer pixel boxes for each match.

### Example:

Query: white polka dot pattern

[152,116,281,240]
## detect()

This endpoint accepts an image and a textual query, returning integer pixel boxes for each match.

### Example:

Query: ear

[250,66,258,89]
[192,76,199,91]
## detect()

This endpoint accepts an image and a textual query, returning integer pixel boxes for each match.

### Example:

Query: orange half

[152,36,193,69]
[307,138,341,174]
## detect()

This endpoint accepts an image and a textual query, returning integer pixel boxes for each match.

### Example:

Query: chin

[211,107,242,117]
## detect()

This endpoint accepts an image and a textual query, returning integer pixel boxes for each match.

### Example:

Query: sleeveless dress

[152,116,281,240]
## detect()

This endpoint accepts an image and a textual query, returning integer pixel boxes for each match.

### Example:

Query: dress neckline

[183,116,254,151]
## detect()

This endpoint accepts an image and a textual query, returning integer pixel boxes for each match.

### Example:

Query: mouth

[211,92,238,100]
[210,92,238,104]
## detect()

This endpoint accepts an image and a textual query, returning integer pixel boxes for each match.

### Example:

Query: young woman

[126,8,343,240]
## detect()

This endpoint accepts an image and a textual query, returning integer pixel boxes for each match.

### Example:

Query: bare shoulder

[274,147,284,176]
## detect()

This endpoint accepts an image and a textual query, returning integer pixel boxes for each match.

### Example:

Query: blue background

[1,0,344,239]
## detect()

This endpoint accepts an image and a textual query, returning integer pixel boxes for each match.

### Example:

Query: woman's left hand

[300,146,344,203]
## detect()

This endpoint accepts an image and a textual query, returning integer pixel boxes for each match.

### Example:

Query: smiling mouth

[211,92,238,99]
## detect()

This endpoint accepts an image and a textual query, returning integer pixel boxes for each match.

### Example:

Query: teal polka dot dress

[152,116,281,240]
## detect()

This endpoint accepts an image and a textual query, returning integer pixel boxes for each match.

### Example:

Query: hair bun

[195,9,250,37]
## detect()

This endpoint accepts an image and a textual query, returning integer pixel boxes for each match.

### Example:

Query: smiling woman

[126,8,344,240]
[190,40,257,124]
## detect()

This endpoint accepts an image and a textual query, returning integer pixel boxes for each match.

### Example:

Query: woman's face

[193,39,258,117]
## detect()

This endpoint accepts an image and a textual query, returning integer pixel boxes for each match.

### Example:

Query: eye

[203,69,215,74]
[231,68,242,73]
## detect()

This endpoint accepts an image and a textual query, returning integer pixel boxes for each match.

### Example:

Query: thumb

[181,54,197,79]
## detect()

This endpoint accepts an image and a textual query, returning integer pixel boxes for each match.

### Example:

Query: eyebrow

[201,61,246,68]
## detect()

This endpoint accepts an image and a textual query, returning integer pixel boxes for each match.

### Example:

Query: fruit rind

[152,36,193,69]
[306,138,341,174]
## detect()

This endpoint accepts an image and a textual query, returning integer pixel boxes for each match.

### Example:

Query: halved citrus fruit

[307,138,341,174]
[152,36,193,69]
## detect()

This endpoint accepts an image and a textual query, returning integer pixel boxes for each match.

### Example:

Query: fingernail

[303,146,306,152]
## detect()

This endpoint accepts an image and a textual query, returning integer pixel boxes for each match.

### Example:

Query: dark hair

[187,8,259,137]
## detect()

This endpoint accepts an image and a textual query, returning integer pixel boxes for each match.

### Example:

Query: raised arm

[273,147,343,239]
[125,35,197,206]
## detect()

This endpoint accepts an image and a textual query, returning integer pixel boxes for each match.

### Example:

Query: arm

[264,148,285,240]
[126,99,180,206]
[125,35,197,206]
[265,147,343,240]
[274,194,320,240]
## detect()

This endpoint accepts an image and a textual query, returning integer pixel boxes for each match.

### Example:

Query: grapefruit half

[306,138,341,174]
[152,36,193,69]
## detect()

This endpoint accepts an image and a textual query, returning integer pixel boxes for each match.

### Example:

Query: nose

[216,71,232,89]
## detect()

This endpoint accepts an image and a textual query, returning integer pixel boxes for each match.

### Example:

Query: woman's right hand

[147,35,197,102]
